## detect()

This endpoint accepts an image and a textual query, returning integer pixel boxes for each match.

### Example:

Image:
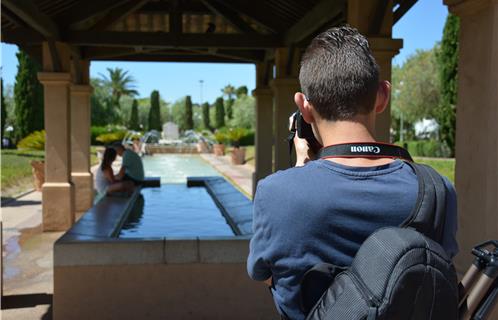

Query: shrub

[17,130,45,150]
[213,129,228,144]
[227,128,247,147]
[96,131,127,145]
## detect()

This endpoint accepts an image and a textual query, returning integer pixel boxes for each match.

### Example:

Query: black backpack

[303,163,459,320]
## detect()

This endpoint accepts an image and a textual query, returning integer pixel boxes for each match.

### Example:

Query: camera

[290,111,322,152]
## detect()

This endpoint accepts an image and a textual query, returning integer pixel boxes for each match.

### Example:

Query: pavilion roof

[1,0,417,63]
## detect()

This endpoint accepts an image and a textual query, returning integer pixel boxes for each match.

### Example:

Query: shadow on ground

[2,293,53,319]
[1,199,41,207]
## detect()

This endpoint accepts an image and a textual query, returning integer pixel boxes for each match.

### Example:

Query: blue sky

[1,0,447,104]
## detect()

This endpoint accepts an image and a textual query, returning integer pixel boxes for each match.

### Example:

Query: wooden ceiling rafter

[393,0,418,24]
[65,31,283,49]
[2,0,60,40]
[200,0,257,34]
[284,0,345,45]
[90,0,151,31]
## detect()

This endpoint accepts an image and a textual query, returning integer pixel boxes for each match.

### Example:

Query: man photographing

[247,26,457,320]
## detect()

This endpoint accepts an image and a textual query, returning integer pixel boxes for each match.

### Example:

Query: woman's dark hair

[101,147,117,171]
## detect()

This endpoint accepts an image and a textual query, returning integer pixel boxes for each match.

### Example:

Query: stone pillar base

[71,172,94,213]
[42,182,75,231]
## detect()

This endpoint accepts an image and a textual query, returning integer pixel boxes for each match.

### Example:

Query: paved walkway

[200,153,254,199]
[2,191,55,320]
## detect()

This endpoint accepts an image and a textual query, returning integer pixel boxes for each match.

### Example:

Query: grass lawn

[1,147,101,199]
[414,157,455,184]
[239,146,455,184]
[1,149,44,198]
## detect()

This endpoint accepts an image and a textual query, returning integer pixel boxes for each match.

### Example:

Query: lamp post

[199,80,204,105]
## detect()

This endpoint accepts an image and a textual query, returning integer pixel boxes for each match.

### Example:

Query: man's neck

[314,117,395,167]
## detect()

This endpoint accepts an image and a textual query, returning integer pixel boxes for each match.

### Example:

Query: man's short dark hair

[299,25,380,121]
[111,141,124,150]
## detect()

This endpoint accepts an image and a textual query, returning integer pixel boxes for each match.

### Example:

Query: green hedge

[239,130,254,146]
[395,140,451,158]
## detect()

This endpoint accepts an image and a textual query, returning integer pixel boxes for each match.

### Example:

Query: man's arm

[116,166,125,180]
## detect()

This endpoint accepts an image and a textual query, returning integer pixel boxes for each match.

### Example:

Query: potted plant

[213,130,227,156]
[31,160,45,191]
[228,128,247,165]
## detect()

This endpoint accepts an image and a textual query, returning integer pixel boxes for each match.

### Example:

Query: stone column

[445,0,498,276]
[369,38,403,142]
[38,72,75,231]
[347,0,402,142]
[252,62,274,195]
[252,88,274,194]
[272,48,300,171]
[71,84,93,213]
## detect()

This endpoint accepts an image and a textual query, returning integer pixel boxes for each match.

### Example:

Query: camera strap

[317,142,413,162]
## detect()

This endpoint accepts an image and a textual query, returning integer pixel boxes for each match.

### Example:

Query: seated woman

[95,147,135,197]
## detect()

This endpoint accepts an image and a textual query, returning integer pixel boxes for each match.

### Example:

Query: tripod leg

[472,279,497,320]
[460,264,484,305]
[460,274,496,320]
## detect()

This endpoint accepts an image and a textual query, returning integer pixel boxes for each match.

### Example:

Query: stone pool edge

[55,176,254,267]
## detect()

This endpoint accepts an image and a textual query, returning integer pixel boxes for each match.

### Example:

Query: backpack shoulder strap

[400,162,448,243]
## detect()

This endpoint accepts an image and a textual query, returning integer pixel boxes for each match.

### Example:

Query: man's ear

[294,92,315,124]
[374,81,391,114]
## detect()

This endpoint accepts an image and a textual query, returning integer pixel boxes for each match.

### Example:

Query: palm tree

[99,67,138,108]
[222,84,236,120]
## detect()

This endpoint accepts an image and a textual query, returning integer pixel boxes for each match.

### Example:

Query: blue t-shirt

[122,149,144,181]
[247,159,458,320]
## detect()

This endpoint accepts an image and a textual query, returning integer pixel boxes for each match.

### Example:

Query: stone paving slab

[199,153,254,198]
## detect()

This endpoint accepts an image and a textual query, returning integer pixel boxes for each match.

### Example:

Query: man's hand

[289,115,316,167]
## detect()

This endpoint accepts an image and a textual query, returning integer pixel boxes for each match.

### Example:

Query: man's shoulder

[257,161,321,189]
[124,149,140,160]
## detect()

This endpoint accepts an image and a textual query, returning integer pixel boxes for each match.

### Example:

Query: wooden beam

[1,6,29,28]
[82,47,166,60]
[169,0,182,34]
[94,53,250,63]
[139,1,209,15]
[2,0,60,39]
[393,0,418,24]
[186,48,264,62]
[369,0,390,35]
[200,0,257,34]
[56,0,130,28]
[65,31,282,49]
[91,0,150,31]
[0,27,43,44]
[217,0,281,33]
[284,0,345,45]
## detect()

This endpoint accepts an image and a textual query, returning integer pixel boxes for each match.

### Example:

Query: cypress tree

[214,97,225,128]
[436,14,459,157]
[129,99,140,130]
[14,50,44,140]
[202,102,211,130]
[148,90,162,131]
[225,98,234,120]
[185,95,194,130]
[1,78,6,140]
